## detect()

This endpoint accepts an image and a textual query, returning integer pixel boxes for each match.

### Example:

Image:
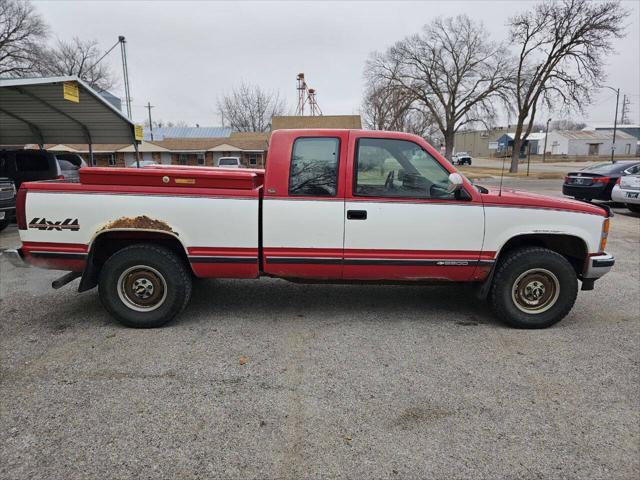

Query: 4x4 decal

[28,217,80,231]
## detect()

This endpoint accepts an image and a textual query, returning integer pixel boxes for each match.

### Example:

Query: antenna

[498,153,507,197]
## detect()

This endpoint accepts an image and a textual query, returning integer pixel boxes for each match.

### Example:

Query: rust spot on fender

[100,215,177,235]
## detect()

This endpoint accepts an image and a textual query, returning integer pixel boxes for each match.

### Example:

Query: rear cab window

[55,154,83,171]
[57,159,79,171]
[289,137,339,197]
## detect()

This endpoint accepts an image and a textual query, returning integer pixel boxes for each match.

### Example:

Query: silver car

[612,173,640,213]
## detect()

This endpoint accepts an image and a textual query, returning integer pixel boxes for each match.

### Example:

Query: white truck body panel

[22,191,259,250]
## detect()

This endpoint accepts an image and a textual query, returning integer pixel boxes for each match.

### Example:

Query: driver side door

[343,134,486,281]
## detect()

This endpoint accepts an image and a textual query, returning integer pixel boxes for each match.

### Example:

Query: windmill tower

[295,73,323,116]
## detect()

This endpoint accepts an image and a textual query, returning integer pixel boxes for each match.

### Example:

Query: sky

[32,0,640,128]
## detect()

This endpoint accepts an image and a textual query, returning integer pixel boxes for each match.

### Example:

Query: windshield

[219,159,238,166]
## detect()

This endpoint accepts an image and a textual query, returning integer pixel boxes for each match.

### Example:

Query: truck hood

[481,187,608,216]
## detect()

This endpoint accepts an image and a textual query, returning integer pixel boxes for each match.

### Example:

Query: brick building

[43,132,269,168]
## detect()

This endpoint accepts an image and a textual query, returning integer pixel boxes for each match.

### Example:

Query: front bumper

[1,248,30,268]
[583,253,615,279]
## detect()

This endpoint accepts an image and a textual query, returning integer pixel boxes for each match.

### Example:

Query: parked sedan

[612,174,640,213]
[562,161,640,201]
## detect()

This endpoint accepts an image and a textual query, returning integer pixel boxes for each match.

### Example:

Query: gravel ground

[1,179,638,480]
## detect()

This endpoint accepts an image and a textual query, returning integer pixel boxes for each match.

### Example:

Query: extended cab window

[289,137,339,196]
[355,138,452,199]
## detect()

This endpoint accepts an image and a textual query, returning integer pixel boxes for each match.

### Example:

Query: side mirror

[447,172,464,193]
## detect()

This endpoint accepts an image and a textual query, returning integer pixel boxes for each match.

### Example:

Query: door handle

[347,210,367,220]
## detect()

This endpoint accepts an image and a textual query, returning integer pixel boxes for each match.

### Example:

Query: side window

[355,138,452,199]
[289,137,339,197]
[15,152,49,172]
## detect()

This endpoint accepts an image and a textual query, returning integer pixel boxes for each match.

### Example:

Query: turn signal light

[600,218,610,252]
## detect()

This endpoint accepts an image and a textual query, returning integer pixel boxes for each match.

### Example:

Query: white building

[545,130,636,157]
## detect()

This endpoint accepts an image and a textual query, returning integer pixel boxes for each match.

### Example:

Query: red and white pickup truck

[6,129,614,329]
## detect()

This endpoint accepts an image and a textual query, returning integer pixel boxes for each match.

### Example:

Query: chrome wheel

[117,265,167,312]
[511,268,560,314]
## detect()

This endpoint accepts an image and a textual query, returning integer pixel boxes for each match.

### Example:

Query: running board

[52,271,82,289]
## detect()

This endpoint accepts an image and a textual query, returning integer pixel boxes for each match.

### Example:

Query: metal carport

[0,76,140,165]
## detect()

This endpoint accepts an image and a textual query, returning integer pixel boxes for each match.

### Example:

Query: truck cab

[262,129,486,282]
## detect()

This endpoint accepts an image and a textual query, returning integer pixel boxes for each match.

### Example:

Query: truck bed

[18,166,263,278]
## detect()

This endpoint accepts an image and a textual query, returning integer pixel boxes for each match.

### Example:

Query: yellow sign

[63,81,79,103]
[134,124,144,141]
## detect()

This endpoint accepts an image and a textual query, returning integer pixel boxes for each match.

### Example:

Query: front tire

[98,244,192,328]
[489,247,578,329]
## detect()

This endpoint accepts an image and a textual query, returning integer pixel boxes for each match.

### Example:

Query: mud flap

[78,246,99,292]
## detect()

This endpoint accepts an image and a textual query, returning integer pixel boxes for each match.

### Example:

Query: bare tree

[362,80,437,137]
[217,82,286,132]
[506,0,627,172]
[365,15,511,159]
[34,37,116,91]
[0,0,47,77]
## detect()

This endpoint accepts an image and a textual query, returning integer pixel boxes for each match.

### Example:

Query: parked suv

[0,149,87,189]
[0,177,16,232]
[452,152,472,165]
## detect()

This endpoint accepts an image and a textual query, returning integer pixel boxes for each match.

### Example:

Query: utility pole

[602,86,620,163]
[119,36,132,119]
[611,88,619,163]
[542,118,551,163]
[146,102,154,140]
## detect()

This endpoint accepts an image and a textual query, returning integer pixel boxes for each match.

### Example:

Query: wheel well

[497,234,588,276]
[78,230,191,292]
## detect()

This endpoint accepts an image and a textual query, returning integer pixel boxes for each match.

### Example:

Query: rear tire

[627,204,640,213]
[98,244,192,328]
[489,247,578,329]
